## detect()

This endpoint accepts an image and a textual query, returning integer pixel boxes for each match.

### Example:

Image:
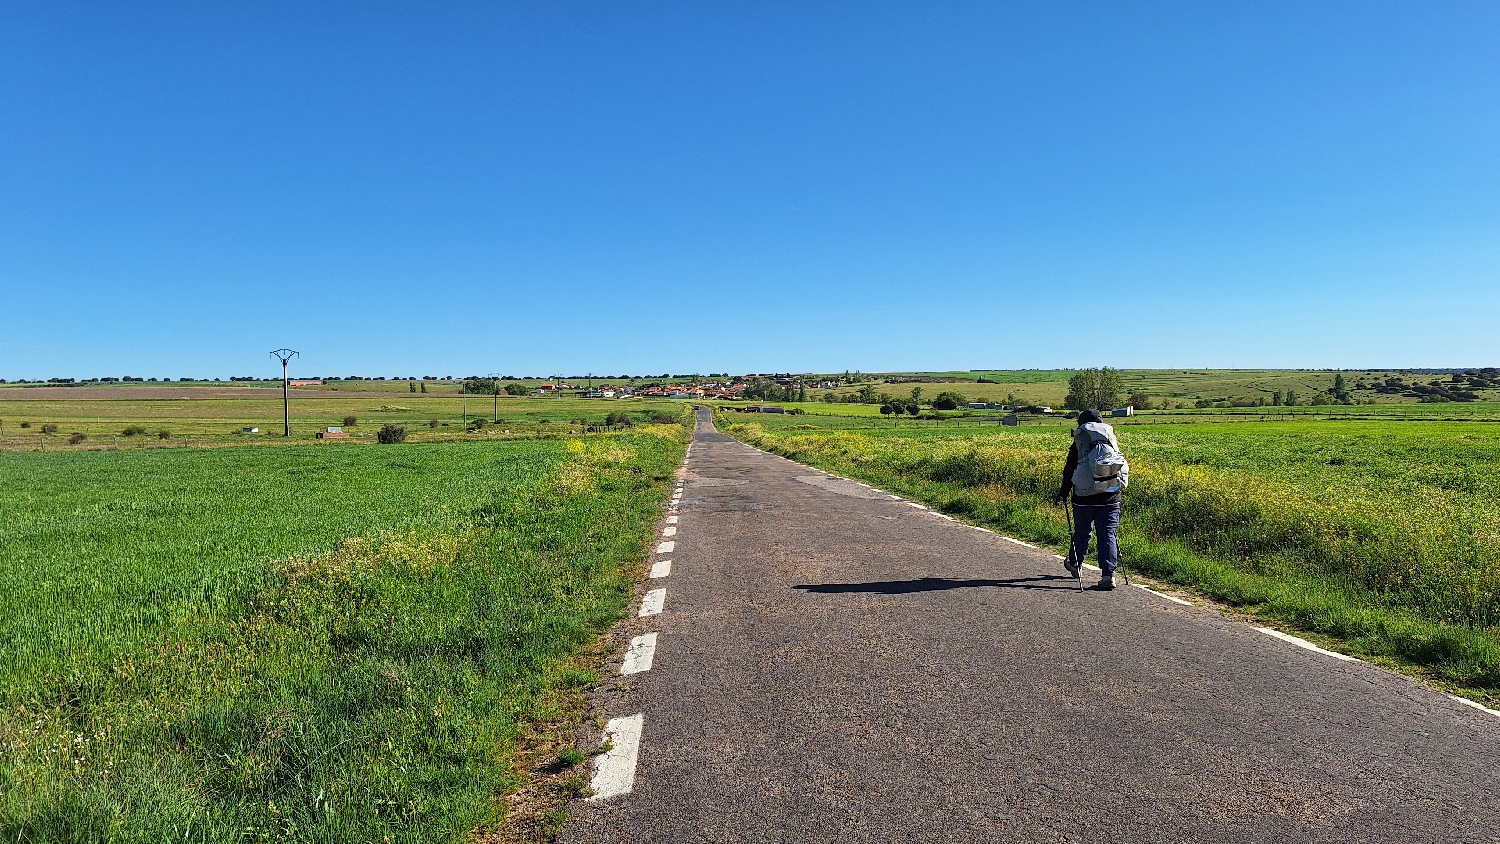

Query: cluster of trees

[821,384,881,403]
[1363,374,1480,402]
[461,378,499,395]
[462,379,542,396]
[742,379,808,402]
[1460,368,1499,388]
[816,383,986,413]
[930,391,968,410]
[1063,368,1124,411]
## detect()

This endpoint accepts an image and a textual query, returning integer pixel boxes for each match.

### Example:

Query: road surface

[562,407,1500,843]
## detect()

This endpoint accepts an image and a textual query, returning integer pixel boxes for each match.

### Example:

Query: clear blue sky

[4,2,1497,379]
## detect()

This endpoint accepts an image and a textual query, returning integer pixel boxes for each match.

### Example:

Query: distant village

[576,375,841,401]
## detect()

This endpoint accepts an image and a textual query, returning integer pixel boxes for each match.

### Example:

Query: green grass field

[721,410,1500,697]
[0,421,687,842]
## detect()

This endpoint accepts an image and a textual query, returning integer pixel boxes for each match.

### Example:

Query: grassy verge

[721,413,1500,698]
[0,422,687,842]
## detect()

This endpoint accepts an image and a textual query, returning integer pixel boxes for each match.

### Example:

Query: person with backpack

[1055,408,1129,590]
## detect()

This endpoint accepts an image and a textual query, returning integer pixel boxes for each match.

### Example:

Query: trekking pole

[1064,498,1082,592]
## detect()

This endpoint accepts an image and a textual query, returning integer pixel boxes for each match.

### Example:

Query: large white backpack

[1071,421,1129,497]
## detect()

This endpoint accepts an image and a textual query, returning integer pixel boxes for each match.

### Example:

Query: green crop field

[802,368,1500,411]
[0,388,689,452]
[720,410,1500,698]
[0,419,688,842]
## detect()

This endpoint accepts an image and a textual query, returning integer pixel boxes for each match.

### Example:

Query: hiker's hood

[1077,409,1104,424]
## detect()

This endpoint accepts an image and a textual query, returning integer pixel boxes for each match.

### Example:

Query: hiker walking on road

[1056,408,1129,590]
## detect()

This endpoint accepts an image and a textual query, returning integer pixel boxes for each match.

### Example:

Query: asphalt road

[561,407,1500,843]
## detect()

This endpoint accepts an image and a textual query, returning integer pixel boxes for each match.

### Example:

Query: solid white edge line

[639,588,666,617]
[649,559,671,579]
[656,540,674,554]
[588,714,644,800]
[906,502,928,510]
[1255,627,1357,662]
[620,632,658,675]
[1448,694,1500,718]
[1135,584,1193,606]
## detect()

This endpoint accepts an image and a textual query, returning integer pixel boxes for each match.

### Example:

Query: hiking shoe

[1095,576,1115,591]
[1062,558,1080,578]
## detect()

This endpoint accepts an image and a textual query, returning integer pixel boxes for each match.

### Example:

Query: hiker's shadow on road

[794,576,1077,594]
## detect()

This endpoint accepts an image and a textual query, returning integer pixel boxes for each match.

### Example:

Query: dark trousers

[1069,502,1120,577]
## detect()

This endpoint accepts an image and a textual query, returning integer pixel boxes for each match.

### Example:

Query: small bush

[342,415,357,427]
[468,418,486,431]
[19,421,30,429]
[605,411,634,427]
[651,413,676,424]
[377,424,407,444]
[157,430,171,439]
[429,419,441,428]
[41,424,58,434]
[68,433,86,445]
[122,425,148,437]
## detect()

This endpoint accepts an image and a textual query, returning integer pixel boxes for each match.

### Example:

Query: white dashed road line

[621,633,658,675]
[649,560,672,579]
[656,540,675,554]
[639,588,666,617]
[588,714,645,800]
[666,515,678,524]
[662,525,677,537]
[1255,627,1357,662]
